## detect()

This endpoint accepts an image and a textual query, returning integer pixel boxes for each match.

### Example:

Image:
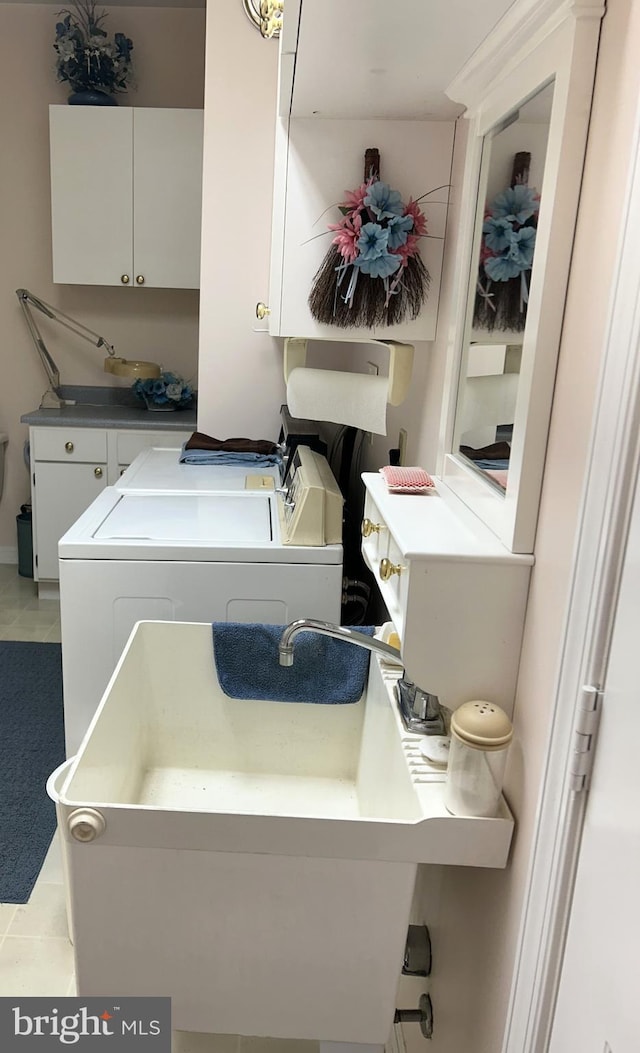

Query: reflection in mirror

[454,81,555,494]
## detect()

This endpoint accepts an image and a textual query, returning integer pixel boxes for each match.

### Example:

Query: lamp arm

[16,290,116,379]
[16,289,160,401]
[16,289,61,393]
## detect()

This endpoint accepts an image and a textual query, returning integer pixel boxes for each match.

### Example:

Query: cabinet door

[132,109,204,289]
[49,106,134,286]
[33,462,107,580]
[270,118,453,340]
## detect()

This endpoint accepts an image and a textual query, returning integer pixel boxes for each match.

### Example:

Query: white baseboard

[0,547,18,564]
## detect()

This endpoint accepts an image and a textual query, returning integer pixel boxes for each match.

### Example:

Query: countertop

[20,386,197,432]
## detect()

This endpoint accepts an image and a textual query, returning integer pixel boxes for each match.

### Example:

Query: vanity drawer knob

[121,274,130,285]
[136,275,145,286]
[379,557,404,582]
[361,517,385,538]
[64,441,74,453]
[255,301,270,320]
[94,467,103,478]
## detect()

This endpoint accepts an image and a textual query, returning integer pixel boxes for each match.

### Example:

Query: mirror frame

[439,0,604,553]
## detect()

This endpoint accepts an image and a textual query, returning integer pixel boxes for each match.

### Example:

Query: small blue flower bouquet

[474,175,540,333]
[132,372,194,410]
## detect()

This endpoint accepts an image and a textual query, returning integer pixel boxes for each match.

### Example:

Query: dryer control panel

[278,446,343,546]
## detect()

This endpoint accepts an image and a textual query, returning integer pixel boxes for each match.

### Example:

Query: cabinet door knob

[64,441,74,453]
[136,275,145,286]
[94,466,103,478]
[379,557,404,582]
[121,274,130,285]
[256,302,270,321]
[361,517,384,538]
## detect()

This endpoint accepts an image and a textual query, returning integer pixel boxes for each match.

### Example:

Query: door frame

[501,86,640,1052]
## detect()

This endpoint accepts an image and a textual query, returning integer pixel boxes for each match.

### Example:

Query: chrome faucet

[278,619,405,667]
[277,619,447,735]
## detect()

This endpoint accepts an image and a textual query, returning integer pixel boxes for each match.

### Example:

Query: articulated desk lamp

[16,289,161,409]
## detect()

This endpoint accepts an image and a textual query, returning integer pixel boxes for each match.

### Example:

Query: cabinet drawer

[116,430,191,467]
[375,534,409,632]
[32,428,107,463]
[361,493,390,566]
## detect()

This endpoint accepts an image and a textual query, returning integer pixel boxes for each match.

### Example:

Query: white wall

[0,2,205,554]
[196,0,283,440]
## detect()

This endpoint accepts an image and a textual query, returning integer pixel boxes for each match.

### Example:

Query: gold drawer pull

[64,441,74,453]
[121,274,130,285]
[136,275,145,285]
[255,301,270,320]
[94,467,103,478]
[361,517,385,538]
[379,557,404,582]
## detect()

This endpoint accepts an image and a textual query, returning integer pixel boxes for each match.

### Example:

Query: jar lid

[450,700,513,750]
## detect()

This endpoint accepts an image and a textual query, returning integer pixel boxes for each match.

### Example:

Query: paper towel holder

[283,338,414,407]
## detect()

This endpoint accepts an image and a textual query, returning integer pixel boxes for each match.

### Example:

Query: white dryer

[59,447,344,755]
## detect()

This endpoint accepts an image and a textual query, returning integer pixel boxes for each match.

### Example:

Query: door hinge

[569,685,602,791]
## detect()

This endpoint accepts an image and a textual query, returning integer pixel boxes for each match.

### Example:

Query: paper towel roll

[286,368,390,434]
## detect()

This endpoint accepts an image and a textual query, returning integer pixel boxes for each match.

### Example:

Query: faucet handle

[396,678,446,735]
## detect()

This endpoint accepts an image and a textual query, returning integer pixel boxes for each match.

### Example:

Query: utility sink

[58,620,514,1043]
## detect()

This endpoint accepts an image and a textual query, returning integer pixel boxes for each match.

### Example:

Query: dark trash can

[16,503,33,579]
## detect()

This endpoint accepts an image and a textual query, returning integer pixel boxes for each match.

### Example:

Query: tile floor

[0,563,61,641]
[0,564,319,1051]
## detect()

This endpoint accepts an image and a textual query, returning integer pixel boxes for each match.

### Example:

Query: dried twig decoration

[473,151,540,332]
[308,149,430,329]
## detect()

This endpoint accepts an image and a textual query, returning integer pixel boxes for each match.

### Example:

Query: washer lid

[117,447,281,494]
[93,494,273,543]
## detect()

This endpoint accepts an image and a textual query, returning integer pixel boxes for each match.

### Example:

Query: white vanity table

[361,473,533,717]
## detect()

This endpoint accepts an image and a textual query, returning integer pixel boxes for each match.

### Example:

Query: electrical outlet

[398,428,408,465]
[367,361,379,375]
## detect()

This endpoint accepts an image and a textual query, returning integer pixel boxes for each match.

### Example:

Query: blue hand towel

[212,623,375,704]
[179,445,283,467]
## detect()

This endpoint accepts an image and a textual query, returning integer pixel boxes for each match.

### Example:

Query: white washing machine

[59,446,344,755]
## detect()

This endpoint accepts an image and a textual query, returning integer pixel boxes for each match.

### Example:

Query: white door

[547,470,640,1052]
[133,108,204,289]
[49,106,134,286]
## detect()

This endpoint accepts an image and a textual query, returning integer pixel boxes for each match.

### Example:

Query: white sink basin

[58,620,514,1043]
[65,620,418,823]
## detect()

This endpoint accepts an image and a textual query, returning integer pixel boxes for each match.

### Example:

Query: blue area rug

[0,642,65,903]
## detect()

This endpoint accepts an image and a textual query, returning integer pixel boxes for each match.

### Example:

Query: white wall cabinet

[268,118,454,342]
[29,426,191,582]
[49,106,204,289]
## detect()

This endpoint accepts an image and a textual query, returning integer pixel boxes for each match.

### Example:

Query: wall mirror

[440,0,603,553]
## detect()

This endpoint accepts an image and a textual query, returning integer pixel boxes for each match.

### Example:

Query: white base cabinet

[49,106,204,289]
[29,427,191,581]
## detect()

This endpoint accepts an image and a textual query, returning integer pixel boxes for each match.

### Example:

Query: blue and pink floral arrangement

[308,157,431,329]
[474,183,540,332]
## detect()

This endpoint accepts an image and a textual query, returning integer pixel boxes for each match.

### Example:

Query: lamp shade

[104,357,161,379]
